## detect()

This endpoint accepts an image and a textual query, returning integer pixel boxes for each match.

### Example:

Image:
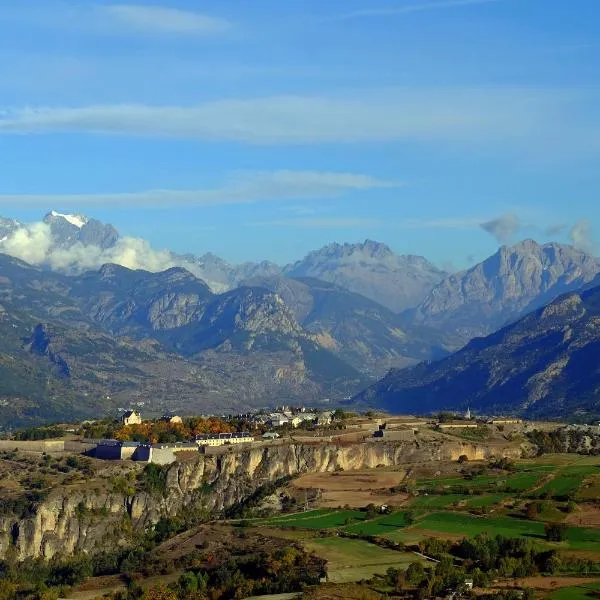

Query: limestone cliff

[0,440,523,561]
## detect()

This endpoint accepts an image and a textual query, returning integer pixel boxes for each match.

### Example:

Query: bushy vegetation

[527,427,600,456]
[81,416,234,444]
[109,545,326,600]
[138,463,170,497]
[9,426,66,441]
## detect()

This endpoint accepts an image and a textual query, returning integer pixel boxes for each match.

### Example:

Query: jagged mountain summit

[0,212,446,310]
[405,239,600,348]
[0,216,21,241]
[284,239,447,312]
[43,210,120,250]
[356,280,600,419]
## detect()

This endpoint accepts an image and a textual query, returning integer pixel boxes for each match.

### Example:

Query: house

[316,411,334,426]
[161,414,183,425]
[195,432,254,447]
[488,418,523,425]
[94,439,176,464]
[171,442,198,453]
[437,422,478,430]
[267,413,290,428]
[121,410,142,426]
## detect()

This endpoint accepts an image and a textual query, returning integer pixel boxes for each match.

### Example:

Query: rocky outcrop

[0,440,522,561]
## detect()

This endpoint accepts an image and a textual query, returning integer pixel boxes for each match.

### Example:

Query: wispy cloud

[0,171,395,208]
[101,4,232,36]
[0,3,232,38]
[330,0,501,21]
[0,87,587,147]
[249,216,500,230]
[480,213,521,243]
[248,218,384,229]
[569,219,595,254]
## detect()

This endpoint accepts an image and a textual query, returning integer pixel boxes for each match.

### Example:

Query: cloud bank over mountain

[1,221,197,276]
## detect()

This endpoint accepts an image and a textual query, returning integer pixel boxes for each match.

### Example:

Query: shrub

[545,522,568,542]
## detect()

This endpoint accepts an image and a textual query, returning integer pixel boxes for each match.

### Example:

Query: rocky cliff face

[0,440,522,561]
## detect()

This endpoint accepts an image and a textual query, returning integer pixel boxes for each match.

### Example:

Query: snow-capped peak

[49,210,88,229]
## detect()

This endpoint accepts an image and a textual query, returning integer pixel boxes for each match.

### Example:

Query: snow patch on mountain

[49,210,88,229]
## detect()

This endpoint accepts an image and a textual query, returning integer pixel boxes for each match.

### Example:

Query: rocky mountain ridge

[284,239,448,312]
[0,255,371,426]
[0,212,446,311]
[357,280,600,419]
[405,239,600,347]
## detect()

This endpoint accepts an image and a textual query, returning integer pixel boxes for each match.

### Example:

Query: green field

[416,474,499,490]
[548,581,600,599]
[414,512,547,539]
[503,472,546,491]
[256,509,366,529]
[251,509,333,523]
[303,537,425,583]
[343,511,412,536]
[410,512,600,551]
[463,494,507,508]
[408,494,466,509]
[533,465,600,499]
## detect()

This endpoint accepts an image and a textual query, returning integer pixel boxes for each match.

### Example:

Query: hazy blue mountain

[357,281,600,419]
[284,239,447,312]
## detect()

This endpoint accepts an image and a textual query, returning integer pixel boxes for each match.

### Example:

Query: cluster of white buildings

[252,407,335,429]
[195,432,254,447]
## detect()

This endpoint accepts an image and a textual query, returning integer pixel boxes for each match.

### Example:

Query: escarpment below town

[0,439,524,561]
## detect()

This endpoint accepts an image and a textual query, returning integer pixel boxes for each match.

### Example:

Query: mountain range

[1,210,600,425]
[356,280,600,419]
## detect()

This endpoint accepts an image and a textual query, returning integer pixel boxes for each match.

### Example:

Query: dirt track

[291,470,408,508]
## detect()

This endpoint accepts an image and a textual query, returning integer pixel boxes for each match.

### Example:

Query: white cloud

[0,87,586,145]
[331,0,501,21]
[0,221,210,279]
[0,3,231,38]
[0,171,395,208]
[569,219,595,254]
[101,4,231,36]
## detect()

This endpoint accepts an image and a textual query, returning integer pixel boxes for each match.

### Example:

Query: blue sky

[0,0,599,268]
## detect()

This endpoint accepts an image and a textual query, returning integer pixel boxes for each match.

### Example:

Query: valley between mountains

[1,211,600,426]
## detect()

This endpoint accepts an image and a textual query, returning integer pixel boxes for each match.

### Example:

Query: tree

[141,585,178,600]
[406,561,426,586]
[545,554,562,574]
[365,503,379,520]
[545,522,568,542]
[458,454,469,464]
[178,572,198,594]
